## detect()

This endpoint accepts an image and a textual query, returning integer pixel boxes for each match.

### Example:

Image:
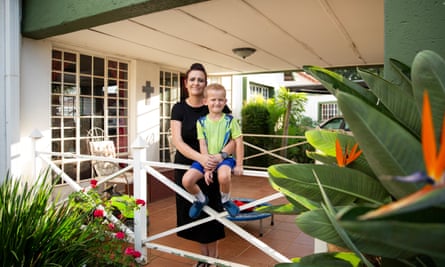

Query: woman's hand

[198,154,219,170]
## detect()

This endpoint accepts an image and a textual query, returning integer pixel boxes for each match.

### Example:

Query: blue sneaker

[223,200,240,217]
[189,196,209,219]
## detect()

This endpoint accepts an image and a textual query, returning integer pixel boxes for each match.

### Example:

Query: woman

[170,63,233,267]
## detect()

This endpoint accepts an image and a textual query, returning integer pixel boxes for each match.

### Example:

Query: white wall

[303,94,337,123]
[17,38,52,179]
[132,60,161,161]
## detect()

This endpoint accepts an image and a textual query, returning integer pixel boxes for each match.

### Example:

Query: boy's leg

[182,168,205,196]
[217,165,239,217]
[217,165,232,198]
[183,163,209,218]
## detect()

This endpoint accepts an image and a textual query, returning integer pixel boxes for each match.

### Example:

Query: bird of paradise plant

[335,139,362,167]
[267,50,445,267]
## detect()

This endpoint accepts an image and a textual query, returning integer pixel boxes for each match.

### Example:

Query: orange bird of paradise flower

[360,91,445,219]
[421,91,445,184]
[335,139,362,167]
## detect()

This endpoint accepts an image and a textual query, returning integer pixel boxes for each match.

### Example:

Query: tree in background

[241,90,312,168]
[274,87,307,157]
[241,96,273,167]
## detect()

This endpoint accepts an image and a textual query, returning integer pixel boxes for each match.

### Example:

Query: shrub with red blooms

[68,179,146,266]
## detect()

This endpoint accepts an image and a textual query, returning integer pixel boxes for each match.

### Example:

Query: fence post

[29,129,43,179]
[131,136,148,262]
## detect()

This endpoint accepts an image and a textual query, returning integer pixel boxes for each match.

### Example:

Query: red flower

[135,199,146,206]
[108,223,115,230]
[90,179,98,188]
[132,250,142,258]
[124,247,142,258]
[93,209,104,217]
[115,231,125,239]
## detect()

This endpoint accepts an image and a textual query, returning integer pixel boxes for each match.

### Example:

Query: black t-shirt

[171,100,231,164]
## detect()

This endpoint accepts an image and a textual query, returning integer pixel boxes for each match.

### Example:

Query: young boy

[182,83,244,219]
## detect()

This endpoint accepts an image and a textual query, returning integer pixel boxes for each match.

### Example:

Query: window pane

[80,76,92,95]
[80,54,92,75]
[93,78,104,96]
[80,118,92,136]
[52,50,62,59]
[80,97,92,116]
[93,98,104,115]
[94,57,104,76]
[52,59,61,71]
[63,74,76,85]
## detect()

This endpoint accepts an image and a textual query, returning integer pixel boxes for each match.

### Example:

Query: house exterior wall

[384,0,445,81]
[133,60,161,161]
[17,38,53,179]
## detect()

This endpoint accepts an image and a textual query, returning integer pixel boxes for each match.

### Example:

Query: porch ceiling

[47,0,384,75]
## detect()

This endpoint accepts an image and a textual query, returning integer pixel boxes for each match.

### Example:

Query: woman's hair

[185,63,207,85]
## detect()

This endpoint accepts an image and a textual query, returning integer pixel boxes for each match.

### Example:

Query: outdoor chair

[88,129,133,194]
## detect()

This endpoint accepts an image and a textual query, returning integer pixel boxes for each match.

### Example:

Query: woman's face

[186,70,206,97]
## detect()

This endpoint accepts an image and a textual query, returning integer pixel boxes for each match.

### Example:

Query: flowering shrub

[68,179,146,266]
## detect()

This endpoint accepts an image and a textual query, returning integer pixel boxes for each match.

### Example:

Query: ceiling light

[232,47,256,59]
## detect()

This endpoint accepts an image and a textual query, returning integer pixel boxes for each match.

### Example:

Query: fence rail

[30,131,295,266]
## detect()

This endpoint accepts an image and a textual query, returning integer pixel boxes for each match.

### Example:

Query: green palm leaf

[268,164,390,206]
[411,50,445,144]
[336,91,422,198]
[359,68,421,138]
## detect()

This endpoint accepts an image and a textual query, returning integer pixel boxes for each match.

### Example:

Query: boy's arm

[233,136,244,176]
[199,138,209,156]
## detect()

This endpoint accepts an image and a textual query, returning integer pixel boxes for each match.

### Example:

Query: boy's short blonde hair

[204,83,226,98]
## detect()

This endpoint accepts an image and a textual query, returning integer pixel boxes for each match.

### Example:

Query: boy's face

[204,89,227,113]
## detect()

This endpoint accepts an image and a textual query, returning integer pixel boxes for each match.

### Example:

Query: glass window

[159,70,180,162]
[51,49,129,184]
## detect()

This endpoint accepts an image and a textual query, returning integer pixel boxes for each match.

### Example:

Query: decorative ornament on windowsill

[232,47,256,59]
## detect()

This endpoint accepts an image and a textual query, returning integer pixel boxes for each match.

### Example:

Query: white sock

[195,191,206,203]
[221,192,230,203]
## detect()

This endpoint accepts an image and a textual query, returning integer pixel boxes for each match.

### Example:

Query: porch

[144,174,314,267]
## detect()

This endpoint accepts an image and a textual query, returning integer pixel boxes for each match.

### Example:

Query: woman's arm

[171,120,209,167]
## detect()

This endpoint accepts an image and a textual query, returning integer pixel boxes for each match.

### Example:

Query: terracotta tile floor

[143,174,314,267]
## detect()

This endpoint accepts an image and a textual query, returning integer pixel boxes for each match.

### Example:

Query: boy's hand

[233,166,243,176]
[204,170,213,185]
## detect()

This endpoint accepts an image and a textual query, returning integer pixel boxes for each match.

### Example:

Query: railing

[243,133,309,170]
[30,131,305,266]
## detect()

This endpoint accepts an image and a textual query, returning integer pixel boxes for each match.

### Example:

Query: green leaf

[254,203,301,214]
[389,58,413,96]
[340,210,445,259]
[336,91,422,198]
[314,170,374,267]
[360,185,445,219]
[268,164,390,206]
[296,208,348,248]
[276,252,361,267]
[411,50,445,145]
[359,68,421,138]
[303,66,379,107]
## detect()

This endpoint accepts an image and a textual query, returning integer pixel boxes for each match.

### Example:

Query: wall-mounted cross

[142,81,154,105]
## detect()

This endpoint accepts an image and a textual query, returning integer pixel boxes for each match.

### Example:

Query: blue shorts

[190,158,236,174]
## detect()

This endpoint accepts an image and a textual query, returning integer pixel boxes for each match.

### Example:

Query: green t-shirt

[197,114,241,154]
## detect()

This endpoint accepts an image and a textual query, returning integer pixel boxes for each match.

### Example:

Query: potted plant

[265,50,445,266]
